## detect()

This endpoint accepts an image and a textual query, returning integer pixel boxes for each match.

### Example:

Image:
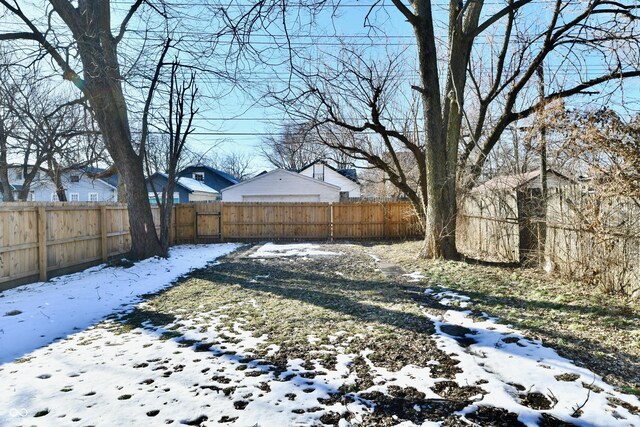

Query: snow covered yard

[0,243,239,363]
[0,242,639,426]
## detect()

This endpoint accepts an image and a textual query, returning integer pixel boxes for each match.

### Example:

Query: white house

[0,165,48,201]
[298,161,361,198]
[221,169,342,202]
[33,168,118,202]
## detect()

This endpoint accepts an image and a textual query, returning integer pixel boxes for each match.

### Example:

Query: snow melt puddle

[249,243,341,258]
[426,288,640,426]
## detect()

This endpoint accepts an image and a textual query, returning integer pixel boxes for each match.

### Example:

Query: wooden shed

[456,169,574,264]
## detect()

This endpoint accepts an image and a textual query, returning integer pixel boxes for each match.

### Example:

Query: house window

[70,193,79,202]
[70,175,80,183]
[88,192,99,202]
[51,193,59,202]
[15,170,22,180]
[28,192,35,201]
[148,192,180,204]
[312,164,324,181]
[193,172,205,182]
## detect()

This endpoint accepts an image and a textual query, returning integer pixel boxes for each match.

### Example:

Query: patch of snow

[403,271,426,282]
[0,314,372,426]
[424,294,640,426]
[0,243,240,364]
[434,290,472,308]
[249,243,340,258]
[307,335,322,344]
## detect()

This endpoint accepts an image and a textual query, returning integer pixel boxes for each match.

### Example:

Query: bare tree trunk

[537,65,548,205]
[17,164,43,201]
[47,159,67,201]
[0,118,13,201]
[413,0,473,259]
[0,0,163,259]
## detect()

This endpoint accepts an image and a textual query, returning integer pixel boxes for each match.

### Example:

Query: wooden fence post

[219,203,224,241]
[37,206,47,282]
[100,206,108,262]
[193,205,197,244]
[383,202,388,239]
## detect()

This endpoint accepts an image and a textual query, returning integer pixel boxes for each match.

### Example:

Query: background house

[178,165,240,193]
[147,172,219,204]
[0,165,118,202]
[298,161,361,199]
[0,165,49,201]
[33,168,119,202]
[221,169,342,202]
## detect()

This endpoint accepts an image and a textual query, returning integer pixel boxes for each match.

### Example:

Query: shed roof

[473,169,573,192]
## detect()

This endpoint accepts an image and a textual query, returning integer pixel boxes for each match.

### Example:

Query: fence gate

[195,202,223,242]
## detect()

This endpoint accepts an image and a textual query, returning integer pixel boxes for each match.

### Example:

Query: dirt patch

[461,406,526,426]
[431,380,486,401]
[555,373,580,382]
[520,391,556,410]
[360,386,468,425]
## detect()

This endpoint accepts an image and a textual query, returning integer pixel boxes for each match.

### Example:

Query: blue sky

[1,1,639,173]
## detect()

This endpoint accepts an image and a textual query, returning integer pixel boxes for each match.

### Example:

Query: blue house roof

[200,166,240,185]
[178,165,240,192]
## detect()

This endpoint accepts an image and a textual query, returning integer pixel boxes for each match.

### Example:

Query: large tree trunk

[410,0,483,260]
[413,0,458,259]
[90,91,162,259]
[63,1,163,260]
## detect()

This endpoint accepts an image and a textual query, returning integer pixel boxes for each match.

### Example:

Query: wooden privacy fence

[202,201,420,240]
[456,192,521,263]
[0,202,132,291]
[544,193,640,297]
[0,201,420,290]
[457,190,640,297]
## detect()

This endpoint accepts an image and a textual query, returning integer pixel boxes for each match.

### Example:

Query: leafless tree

[0,57,17,201]
[261,122,328,170]
[0,0,330,258]
[146,61,199,255]
[561,109,640,196]
[0,56,102,201]
[211,152,256,181]
[0,1,171,258]
[280,0,640,259]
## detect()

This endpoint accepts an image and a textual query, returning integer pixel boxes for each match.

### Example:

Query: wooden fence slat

[37,206,47,282]
[100,206,109,262]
